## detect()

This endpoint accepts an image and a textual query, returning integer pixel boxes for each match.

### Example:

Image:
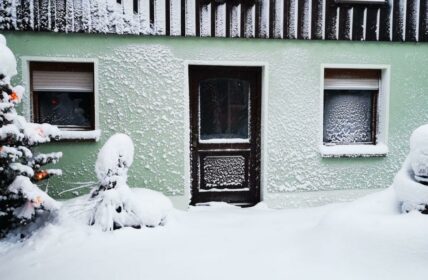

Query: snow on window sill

[320,143,388,158]
[60,129,101,142]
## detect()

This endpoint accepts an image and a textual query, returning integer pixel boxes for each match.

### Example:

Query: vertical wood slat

[325,0,338,39]
[259,0,269,37]
[255,0,261,38]
[64,0,73,32]
[33,0,40,30]
[365,7,379,41]
[169,0,181,35]
[49,0,56,32]
[230,1,240,37]
[195,0,200,36]
[150,0,155,28]
[393,0,405,41]
[226,1,231,37]
[73,0,83,33]
[297,0,311,39]
[283,0,289,38]
[154,0,167,35]
[284,0,294,38]
[1,0,428,42]
[210,0,216,37]
[0,1,11,30]
[269,0,275,38]
[166,0,171,35]
[56,0,67,32]
[271,0,283,38]
[352,6,365,40]
[297,0,305,38]
[378,0,393,41]
[338,5,352,40]
[311,0,323,39]
[291,0,298,38]
[240,1,246,37]
[406,0,418,41]
[39,0,49,31]
[420,0,428,41]
[14,0,22,30]
[181,0,185,35]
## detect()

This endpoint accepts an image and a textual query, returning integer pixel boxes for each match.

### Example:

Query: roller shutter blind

[32,71,94,92]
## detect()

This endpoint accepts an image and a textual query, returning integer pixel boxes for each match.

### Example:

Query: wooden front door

[189,66,261,206]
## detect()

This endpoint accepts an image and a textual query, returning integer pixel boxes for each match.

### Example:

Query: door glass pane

[323,90,375,144]
[199,78,250,141]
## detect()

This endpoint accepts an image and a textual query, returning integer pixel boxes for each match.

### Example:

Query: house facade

[1,0,428,209]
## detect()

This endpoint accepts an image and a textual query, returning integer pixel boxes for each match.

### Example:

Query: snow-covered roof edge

[0,0,426,42]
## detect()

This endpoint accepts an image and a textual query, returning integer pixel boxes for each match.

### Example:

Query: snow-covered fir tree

[0,35,62,238]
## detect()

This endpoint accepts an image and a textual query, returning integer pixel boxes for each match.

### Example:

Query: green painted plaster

[3,32,428,201]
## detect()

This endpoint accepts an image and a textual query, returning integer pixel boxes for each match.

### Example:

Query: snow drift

[393,124,428,212]
[89,133,171,231]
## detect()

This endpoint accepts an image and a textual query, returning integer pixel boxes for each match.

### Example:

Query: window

[199,78,250,141]
[30,62,95,132]
[321,67,389,157]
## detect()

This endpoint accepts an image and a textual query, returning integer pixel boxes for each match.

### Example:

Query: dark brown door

[189,66,262,206]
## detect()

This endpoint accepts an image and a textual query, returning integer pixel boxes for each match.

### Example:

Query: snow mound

[90,133,171,230]
[95,133,134,186]
[393,124,428,211]
[0,34,17,82]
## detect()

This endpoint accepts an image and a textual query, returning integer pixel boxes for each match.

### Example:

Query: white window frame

[22,56,100,141]
[319,64,390,157]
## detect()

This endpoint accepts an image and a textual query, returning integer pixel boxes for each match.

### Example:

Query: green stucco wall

[3,32,428,205]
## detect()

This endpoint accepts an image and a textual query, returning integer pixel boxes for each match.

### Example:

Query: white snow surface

[1,188,428,280]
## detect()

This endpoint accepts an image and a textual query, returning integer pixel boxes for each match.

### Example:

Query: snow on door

[189,66,261,206]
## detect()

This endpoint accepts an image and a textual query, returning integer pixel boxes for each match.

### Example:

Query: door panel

[189,66,262,206]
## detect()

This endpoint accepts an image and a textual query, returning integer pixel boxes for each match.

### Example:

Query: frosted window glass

[323,90,375,144]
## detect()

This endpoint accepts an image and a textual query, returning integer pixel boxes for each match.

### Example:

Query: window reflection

[199,78,250,140]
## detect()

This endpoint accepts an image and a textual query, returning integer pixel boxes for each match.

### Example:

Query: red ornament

[9,91,19,102]
[34,171,49,181]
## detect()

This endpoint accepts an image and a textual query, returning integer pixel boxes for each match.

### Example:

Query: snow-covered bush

[0,34,62,238]
[394,124,428,213]
[89,133,170,231]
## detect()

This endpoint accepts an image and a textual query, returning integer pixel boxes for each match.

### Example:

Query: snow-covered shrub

[393,124,428,213]
[0,34,62,238]
[89,133,170,231]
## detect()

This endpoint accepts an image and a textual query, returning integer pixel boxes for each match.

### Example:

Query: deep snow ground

[1,188,428,280]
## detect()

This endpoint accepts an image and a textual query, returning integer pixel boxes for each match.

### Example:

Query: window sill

[59,129,101,142]
[320,143,388,158]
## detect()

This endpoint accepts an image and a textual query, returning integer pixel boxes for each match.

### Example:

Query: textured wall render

[4,32,428,203]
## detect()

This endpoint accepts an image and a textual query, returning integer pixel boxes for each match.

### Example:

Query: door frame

[183,60,269,206]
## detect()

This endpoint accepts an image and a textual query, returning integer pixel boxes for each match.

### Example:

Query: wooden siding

[0,0,427,42]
